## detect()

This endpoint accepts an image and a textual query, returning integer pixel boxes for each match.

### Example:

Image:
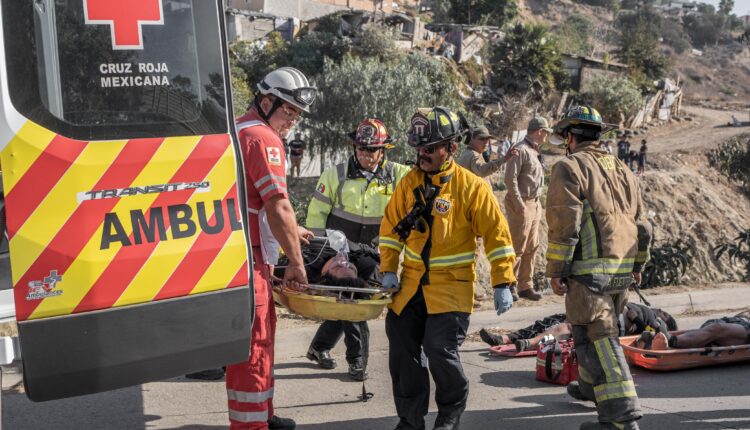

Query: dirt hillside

[471,109,750,298]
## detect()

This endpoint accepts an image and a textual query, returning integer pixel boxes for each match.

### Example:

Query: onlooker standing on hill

[288,132,306,177]
[456,126,517,183]
[628,149,638,171]
[638,139,648,175]
[617,134,630,162]
[498,134,512,159]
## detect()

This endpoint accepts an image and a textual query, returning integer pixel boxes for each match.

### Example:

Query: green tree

[306,53,461,163]
[719,0,734,15]
[491,23,564,99]
[659,17,692,54]
[431,0,519,26]
[229,63,252,115]
[682,6,728,47]
[581,75,643,125]
[615,9,671,81]
[229,33,289,92]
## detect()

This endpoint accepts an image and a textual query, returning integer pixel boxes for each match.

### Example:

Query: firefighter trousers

[385,288,470,430]
[566,278,642,425]
[226,261,276,430]
[505,197,541,293]
[309,320,369,365]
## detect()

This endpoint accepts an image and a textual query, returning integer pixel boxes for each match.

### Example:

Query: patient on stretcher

[274,237,381,293]
[480,303,677,352]
[638,310,750,350]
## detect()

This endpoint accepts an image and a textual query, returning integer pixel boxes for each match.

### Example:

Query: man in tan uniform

[546,105,650,430]
[503,117,551,301]
[456,126,515,181]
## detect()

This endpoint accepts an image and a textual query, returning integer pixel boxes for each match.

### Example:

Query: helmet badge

[411,113,431,139]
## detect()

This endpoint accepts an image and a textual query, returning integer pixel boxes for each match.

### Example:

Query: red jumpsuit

[227,110,288,430]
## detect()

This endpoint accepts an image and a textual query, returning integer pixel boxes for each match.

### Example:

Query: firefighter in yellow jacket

[305,119,409,381]
[379,107,516,430]
[546,106,651,430]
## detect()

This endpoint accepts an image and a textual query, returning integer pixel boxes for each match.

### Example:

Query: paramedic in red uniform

[229,67,317,430]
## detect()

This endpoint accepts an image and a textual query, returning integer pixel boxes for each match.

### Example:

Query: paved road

[2,286,750,430]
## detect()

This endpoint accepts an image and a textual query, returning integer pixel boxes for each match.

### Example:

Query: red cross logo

[84,0,164,50]
[269,148,279,159]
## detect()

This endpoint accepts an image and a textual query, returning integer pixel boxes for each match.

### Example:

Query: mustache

[418,156,432,163]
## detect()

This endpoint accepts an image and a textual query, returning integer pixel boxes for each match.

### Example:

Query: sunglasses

[418,142,448,154]
[356,146,382,153]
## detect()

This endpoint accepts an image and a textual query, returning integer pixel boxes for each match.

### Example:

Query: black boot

[348,360,368,381]
[185,368,225,380]
[433,414,460,430]
[579,420,639,430]
[479,328,502,347]
[306,347,337,369]
[566,381,595,403]
[268,415,296,430]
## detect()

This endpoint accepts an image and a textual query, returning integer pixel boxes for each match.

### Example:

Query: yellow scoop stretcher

[272,279,394,322]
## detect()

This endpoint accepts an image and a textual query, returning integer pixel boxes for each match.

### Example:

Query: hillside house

[226,0,394,21]
[561,54,628,92]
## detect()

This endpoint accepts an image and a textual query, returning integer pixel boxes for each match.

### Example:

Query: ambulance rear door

[0,0,253,401]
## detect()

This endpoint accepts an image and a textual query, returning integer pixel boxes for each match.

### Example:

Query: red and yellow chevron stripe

[1,121,249,321]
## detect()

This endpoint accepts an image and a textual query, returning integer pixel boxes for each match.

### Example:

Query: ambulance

[0,0,253,401]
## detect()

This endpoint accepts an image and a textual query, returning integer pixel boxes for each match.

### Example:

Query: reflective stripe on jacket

[306,156,410,244]
[545,143,651,293]
[379,162,516,315]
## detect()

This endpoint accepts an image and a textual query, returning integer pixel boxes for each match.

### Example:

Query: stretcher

[619,332,750,371]
[488,344,538,357]
[272,279,395,322]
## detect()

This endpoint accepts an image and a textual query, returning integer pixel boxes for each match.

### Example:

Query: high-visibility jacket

[306,156,410,244]
[379,161,516,315]
[545,142,651,293]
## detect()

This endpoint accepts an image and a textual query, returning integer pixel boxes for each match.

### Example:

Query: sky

[700,0,750,15]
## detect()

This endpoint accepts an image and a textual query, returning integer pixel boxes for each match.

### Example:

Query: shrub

[714,229,750,281]
[641,240,693,289]
[430,0,519,26]
[582,75,644,125]
[708,134,750,194]
[554,14,595,57]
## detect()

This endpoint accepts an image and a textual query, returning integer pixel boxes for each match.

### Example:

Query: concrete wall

[231,0,393,20]
[227,0,265,11]
[226,14,278,42]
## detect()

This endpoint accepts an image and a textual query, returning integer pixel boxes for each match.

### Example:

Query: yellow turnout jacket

[379,161,516,315]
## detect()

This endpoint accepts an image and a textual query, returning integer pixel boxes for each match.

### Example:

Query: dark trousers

[309,320,369,365]
[385,289,470,430]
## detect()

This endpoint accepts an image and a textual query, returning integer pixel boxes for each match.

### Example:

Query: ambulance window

[2,0,228,140]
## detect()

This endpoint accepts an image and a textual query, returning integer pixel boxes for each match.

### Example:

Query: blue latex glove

[494,286,513,315]
[382,272,400,292]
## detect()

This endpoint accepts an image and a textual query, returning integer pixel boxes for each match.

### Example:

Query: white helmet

[257,67,317,113]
